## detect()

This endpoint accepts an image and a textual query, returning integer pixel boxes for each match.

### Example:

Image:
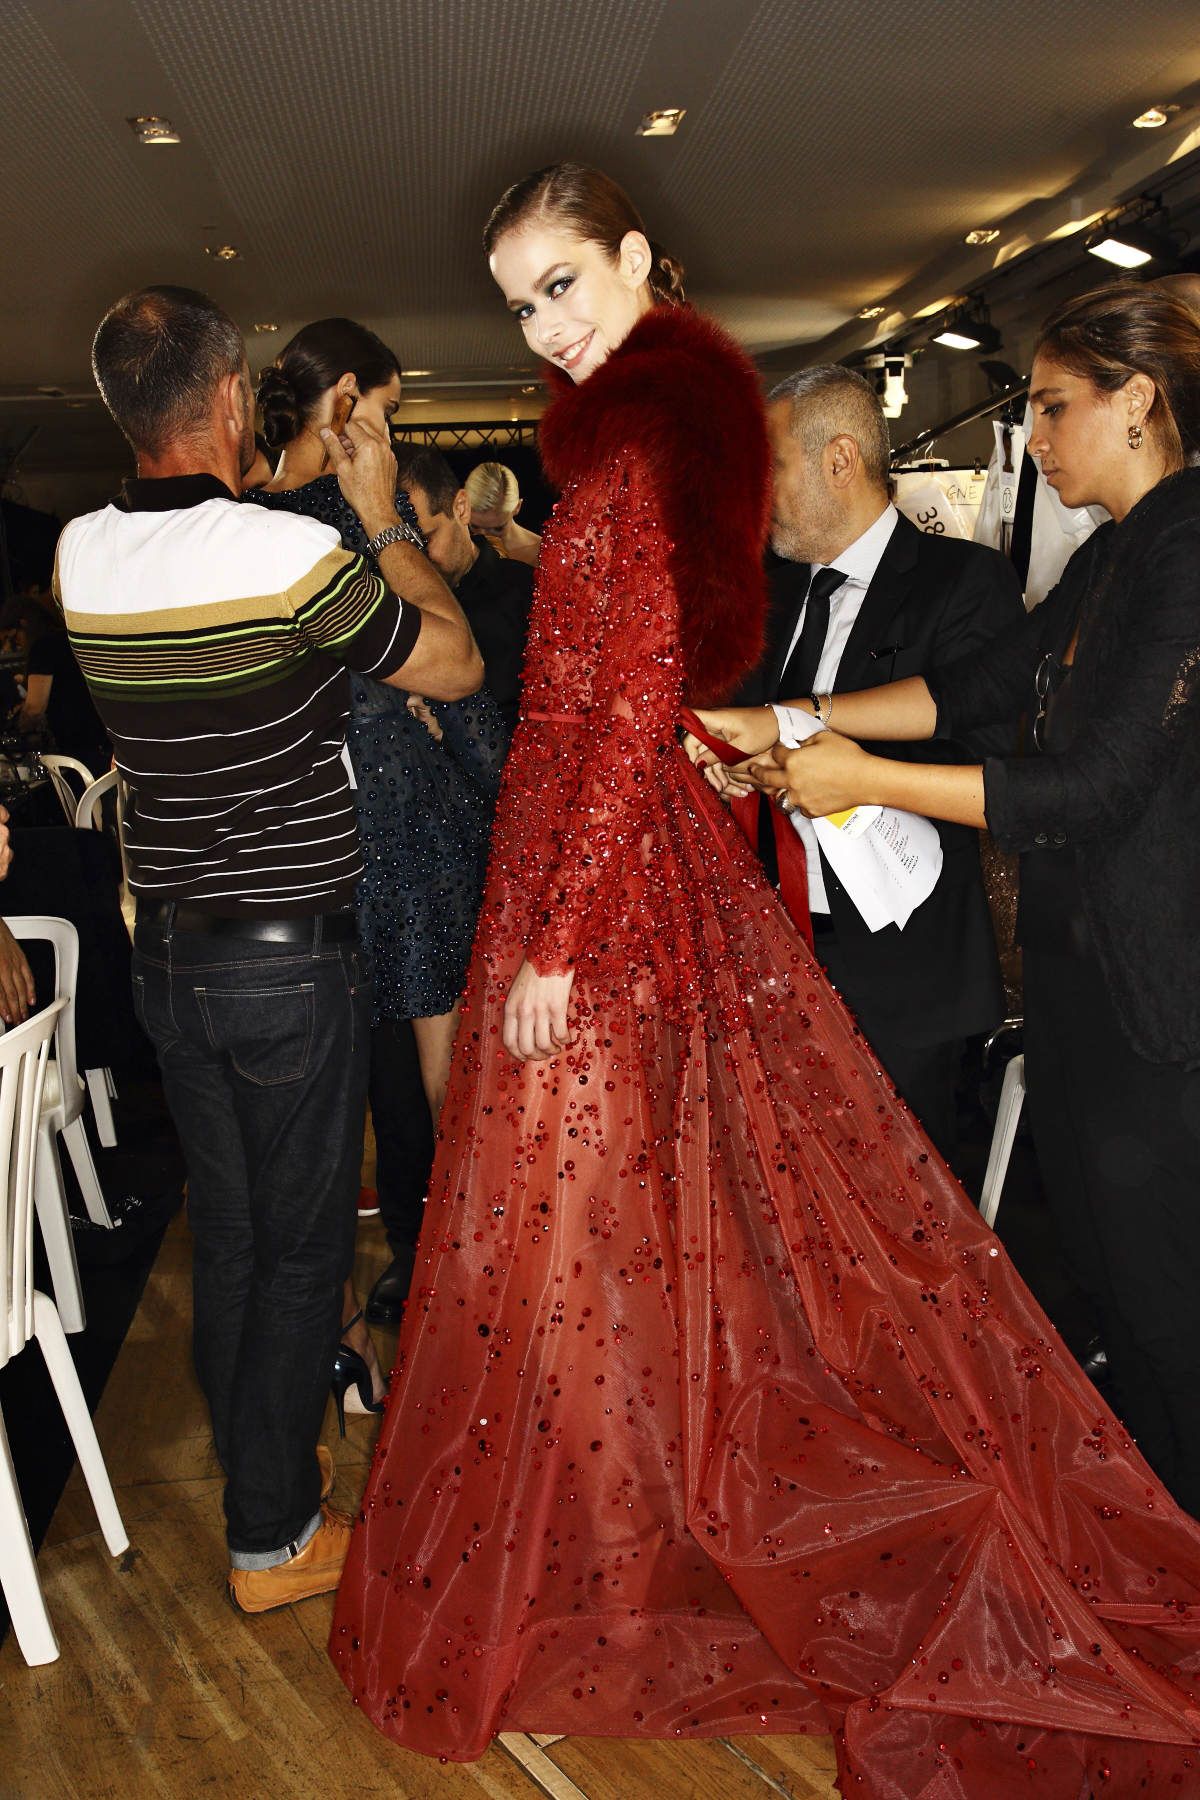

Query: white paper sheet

[772,705,943,931]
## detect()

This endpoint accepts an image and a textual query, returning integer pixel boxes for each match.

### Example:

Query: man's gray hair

[768,365,892,491]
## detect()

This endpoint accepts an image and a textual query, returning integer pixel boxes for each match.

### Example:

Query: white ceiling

[3,0,1200,473]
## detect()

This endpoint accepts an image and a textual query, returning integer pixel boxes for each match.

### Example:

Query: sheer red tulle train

[331,457,1200,1799]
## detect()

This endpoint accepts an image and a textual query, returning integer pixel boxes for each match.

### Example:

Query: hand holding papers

[771,705,942,932]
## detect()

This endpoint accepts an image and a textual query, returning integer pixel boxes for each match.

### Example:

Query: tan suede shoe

[228,1504,353,1614]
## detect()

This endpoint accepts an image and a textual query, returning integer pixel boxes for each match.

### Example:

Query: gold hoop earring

[1128,424,1144,450]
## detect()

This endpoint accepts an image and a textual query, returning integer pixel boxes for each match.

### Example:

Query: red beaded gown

[332,306,1200,1798]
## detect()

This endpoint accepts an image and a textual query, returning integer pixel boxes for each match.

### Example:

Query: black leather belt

[135,899,358,944]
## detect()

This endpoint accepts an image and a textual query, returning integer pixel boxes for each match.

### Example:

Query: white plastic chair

[4,917,116,1335]
[0,1000,128,1665]
[38,755,94,826]
[72,770,125,1147]
[979,1053,1026,1229]
[74,767,118,832]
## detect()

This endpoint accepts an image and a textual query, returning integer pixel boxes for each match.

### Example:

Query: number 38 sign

[893,469,986,541]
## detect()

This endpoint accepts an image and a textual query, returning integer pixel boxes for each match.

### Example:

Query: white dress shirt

[779,503,899,913]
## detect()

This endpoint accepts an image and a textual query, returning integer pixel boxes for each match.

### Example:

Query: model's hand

[684,706,779,763]
[406,695,444,742]
[503,960,575,1062]
[321,413,400,541]
[749,733,877,819]
[0,917,35,1024]
[0,806,12,882]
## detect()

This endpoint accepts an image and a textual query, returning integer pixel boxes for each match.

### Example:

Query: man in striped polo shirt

[57,286,482,1611]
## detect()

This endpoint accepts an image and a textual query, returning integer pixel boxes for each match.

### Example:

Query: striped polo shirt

[54,473,421,916]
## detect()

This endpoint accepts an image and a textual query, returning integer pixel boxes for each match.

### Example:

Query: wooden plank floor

[0,1122,839,1800]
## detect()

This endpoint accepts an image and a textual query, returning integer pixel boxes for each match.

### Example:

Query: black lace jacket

[928,468,1200,1066]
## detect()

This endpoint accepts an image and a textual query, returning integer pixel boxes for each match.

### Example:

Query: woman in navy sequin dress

[247,321,509,1388]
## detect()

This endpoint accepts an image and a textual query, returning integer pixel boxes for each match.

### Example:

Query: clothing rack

[890,379,1028,466]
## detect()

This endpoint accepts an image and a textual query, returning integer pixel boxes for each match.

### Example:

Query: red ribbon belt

[679,707,812,948]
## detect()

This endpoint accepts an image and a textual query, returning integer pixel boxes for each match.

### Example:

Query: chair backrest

[75,768,118,831]
[1,918,83,1127]
[0,1000,66,1369]
[39,756,95,827]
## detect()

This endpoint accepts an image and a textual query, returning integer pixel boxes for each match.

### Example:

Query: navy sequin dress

[243,476,508,1018]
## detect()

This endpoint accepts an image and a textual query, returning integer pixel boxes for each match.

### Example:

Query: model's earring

[1128,423,1144,450]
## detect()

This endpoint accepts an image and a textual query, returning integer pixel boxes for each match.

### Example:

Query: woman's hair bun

[647,241,686,306]
[256,364,304,450]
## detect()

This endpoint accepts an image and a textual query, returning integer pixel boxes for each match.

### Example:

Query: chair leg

[33,1126,87,1334]
[85,1069,118,1148]
[33,1293,128,1558]
[0,1400,60,1665]
[979,1053,1026,1231]
[60,1115,114,1228]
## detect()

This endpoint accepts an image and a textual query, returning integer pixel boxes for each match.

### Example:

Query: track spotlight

[931,305,1001,355]
[1084,216,1174,269]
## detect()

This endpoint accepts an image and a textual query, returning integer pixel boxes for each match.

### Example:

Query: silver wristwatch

[367,519,425,558]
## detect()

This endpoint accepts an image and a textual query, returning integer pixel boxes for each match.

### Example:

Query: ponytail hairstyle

[256,317,401,450]
[465,460,520,514]
[483,163,686,307]
[1035,280,1200,471]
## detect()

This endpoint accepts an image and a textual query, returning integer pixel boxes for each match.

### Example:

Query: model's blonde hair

[465,460,520,515]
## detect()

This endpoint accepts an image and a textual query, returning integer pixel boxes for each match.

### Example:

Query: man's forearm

[780,676,938,742]
[373,531,471,631]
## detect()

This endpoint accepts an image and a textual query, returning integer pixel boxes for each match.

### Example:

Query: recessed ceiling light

[403,370,433,377]
[857,305,885,319]
[254,322,279,333]
[205,244,241,261]
[1133,104,1179,129]
[403,397,432,405]
[521,386,537,394]
[965,228,1000,245]
[637,108,685,137]
[933,329,982,350]
[36,385,64,397]
[67,401,88,409]
[127,115,180,146]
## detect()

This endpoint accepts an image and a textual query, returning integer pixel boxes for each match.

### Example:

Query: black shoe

[331,1311,386,1438]
[365,1246,417,1324]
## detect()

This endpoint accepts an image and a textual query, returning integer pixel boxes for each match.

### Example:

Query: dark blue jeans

[132,921,371,1562]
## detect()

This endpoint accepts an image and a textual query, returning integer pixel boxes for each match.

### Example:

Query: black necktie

[776,566,845,701]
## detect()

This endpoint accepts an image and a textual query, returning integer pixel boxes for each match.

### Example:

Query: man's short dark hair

[768,365,893,491]
[393,444,461,519]
[91,285,245,456]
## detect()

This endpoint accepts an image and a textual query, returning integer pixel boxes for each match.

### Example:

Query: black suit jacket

[734,512,1025,1047]
[454,537,534,735]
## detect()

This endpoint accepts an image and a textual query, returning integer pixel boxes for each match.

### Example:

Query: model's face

[490,223,653,383]
[766,399,843,564]
[470,502,515,535]
[1027,354,1153,511]
[313,371,402,437]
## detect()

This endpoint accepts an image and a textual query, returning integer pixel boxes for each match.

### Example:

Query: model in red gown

[332,303,1200,1798]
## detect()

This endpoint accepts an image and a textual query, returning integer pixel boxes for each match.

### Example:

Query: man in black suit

[392,445,532,732]
[732,365,1024,1161]
[365,446,533,1324]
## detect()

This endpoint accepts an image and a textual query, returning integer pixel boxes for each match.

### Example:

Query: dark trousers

[813,920,960,1167]
[368,1018,433,1254]
[132,923,371,1560]
[1024,948,1200,1518]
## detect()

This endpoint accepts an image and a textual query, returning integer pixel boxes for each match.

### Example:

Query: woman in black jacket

[693,280,1200,1517]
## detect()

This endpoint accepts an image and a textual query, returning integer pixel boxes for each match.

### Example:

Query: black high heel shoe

[332,1310,387,1437]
